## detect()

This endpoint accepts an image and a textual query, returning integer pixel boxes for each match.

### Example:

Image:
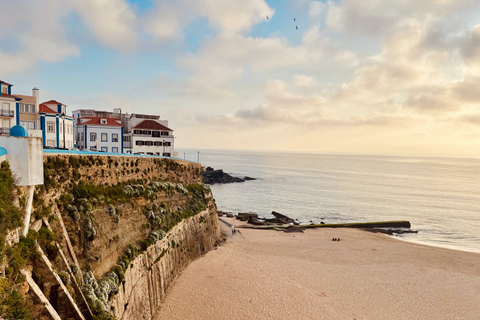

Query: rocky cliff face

[111,210,219,320]
[0,154,221,320]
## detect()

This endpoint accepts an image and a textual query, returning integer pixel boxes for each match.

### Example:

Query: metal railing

[0,109,14,117]
[0,127,10,134]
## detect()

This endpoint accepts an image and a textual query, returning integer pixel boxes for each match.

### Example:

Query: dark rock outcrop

[237,212,258,221]
[264,211,295,224]
[284,226,304,233]
[202,167,256,184]
[362,228,419,235]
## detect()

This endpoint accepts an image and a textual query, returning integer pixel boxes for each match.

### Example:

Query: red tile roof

[39,104,59,114]
[0,93,18,99]
[41,100,64,105]
[133,120,172,131]
[81,117,123,127]
[0,80,13,86]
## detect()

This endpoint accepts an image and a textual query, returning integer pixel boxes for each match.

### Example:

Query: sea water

[179,149,480,254]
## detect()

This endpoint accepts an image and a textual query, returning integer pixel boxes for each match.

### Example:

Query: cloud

[0,0,80,75]
[460,24,480,66]
[197,0,274,35]
[71,0,138,51]
[293,74,315,87]
[144,0,274,41]
[325,0,476,37]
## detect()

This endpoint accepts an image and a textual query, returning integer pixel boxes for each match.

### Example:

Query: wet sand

[154,217,480,320]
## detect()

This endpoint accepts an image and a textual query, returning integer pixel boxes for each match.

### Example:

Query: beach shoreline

[154,217,480,320]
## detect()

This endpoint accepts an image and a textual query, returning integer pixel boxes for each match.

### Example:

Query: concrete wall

[0,136,44,185]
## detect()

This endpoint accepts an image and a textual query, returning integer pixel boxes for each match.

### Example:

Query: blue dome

[10,125,28,137]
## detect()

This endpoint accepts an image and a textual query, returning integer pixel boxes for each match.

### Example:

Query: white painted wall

[131,135,175,155]
[84,125,122,153]
[0,136,44,186]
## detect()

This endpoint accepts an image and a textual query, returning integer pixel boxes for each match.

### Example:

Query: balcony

[0,127,10,135]
[0,110,14,117]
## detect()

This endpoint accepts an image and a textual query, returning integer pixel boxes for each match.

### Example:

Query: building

[39,100,75,148]
[16,88,42,137]
[75,116,123,153]
[72,109,123,153]
[0,80,19,135]
[122,113,177,157]
[73,109,177,157]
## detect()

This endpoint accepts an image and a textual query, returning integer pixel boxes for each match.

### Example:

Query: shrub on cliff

[0,161,23,264]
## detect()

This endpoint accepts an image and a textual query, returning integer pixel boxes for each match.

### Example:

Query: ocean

[179,149,480,254]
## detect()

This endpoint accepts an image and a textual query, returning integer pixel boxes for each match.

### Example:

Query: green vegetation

[0,161,23,264]
[0,162,32,319]
[0,277,31,320]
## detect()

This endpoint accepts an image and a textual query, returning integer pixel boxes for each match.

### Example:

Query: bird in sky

[266,15,269,20]
[296,26,298,30]
[294,18,296,21]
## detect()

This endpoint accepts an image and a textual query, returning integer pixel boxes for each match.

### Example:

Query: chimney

[32,87,39,111]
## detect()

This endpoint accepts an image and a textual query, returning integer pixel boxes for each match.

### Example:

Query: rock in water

[202,166,257,184]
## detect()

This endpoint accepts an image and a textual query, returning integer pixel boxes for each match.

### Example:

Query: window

[101,147,108,152]
[134,130,141,134]
[163,153,171,157]
[90,146,97,151]
[112,133,118,142]
[112,147,118,153]
[161,131,169,136]
[143,130,151,135]
[154,141,162,146]
[47,121,55,133]
[59,122,63,134]
[152,131,161,137]
[135,141,144,146]
[20,121,35,129]
[145,141,153,146]
[47,140,55,147]
[123,136,130,142]
[19,104,35,113]
[2,103,10,111]
[100,119,107,124]
[164,141,171,146]
[90,132,97,141]
[2,119,10,129]
[1,87,7,94]
[101,133,107,142]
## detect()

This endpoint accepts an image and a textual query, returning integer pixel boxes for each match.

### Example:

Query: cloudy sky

[2,0,480,156]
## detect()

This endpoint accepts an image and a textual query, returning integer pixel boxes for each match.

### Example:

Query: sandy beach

[154,217,480,320]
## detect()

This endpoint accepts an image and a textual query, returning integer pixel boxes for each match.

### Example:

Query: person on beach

[232,226,235,235]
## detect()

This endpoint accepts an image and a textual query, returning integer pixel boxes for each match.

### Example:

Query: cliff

[0,154,221,320]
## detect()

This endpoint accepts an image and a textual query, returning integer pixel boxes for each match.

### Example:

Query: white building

[75,116,123,153]
[122,113,176,157]
[0,80,19,135]
[39,100,75,148]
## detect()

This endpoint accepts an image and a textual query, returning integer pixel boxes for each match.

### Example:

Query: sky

[2,0,480,157]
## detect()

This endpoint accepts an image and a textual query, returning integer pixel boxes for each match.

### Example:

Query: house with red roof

[39,100,75,148]
[73,109,177,156]
[123,113,176,157]
[73,110,123,153]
